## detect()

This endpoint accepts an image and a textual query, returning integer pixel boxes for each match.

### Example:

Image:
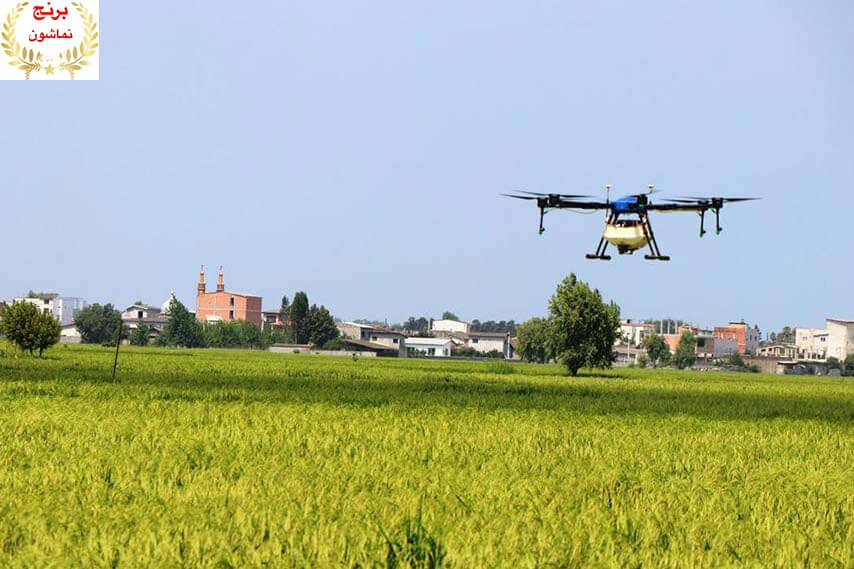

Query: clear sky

[3,1,852,334]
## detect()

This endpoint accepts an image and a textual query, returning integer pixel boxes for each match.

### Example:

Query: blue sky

[3,1,852,334]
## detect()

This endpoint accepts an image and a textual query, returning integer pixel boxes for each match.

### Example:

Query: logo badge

[1,1,99,80]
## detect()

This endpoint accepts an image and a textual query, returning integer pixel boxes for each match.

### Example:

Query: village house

[195,266,262,327]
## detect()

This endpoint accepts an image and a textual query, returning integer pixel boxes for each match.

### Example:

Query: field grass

[1,344,853,568]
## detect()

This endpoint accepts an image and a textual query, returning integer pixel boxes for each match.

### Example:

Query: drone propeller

[514,190,592,198]
[673,196,759,203]
[501,193,539,201]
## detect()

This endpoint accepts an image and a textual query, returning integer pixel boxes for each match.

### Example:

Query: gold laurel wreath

[1,1,98,79]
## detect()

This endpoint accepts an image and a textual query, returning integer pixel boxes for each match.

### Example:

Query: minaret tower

[197,265,206,296]
[217,266,225,293]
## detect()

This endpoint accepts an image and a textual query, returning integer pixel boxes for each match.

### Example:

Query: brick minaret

[217,266,225,293]
[197,265,206,296]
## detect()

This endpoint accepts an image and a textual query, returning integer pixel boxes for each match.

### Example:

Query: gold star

[45,64,55,75]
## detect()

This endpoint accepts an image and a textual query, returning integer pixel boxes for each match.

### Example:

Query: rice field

[1,344,853,568]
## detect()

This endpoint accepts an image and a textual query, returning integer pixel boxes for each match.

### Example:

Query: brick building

[714,322,760,355]
[195,266,262,327]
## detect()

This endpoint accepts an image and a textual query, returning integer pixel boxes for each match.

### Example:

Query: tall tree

[159,299,205,348]
[516,317,551,363]
[441,311,459,321]
[279,295,290,322]
[0,302,60,356]
[672,331,697,369]
[643,334,670,368]
[130,323,150,346]
[74,304,122,345]
[546,274,621,376]
[290,292,310,344]
[307,304,339,347]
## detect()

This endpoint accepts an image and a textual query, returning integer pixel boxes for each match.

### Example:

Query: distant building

[714,322,760,355]
[195,266,262,327]
[619,320,655,347]
[826,319,854,361]
[337,321,406,356]
[337,321,375,341]
[59,322,82,343]
[794,320,854,361]
[467,331,511,358]
[53,297,88,325]
[795,327,828,360]
[12,294,88,324]
[13,294,58,317]
[430,319,471,335]
[406,337,453,357]
[757,344,798,359]
[661,325,736,360]
[262,311,290,330]
[121,303,162,321]
[120,297,174,339]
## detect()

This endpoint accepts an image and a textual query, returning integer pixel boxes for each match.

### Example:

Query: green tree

[545,274,621,376]
[728,352,746,368]
[290,292,310,344]
[129,323,150,346]
[307,304,339,347]
[74,303,122,345]
[776,326,795,345]
[637,353,649,368]
[845,354,854,377]
[0,301,61,356]
[672,331,697,369]
[516,317,551,363]
[279,295,290,322]
[441,311,460,321]
[643,334,670,368]
[159,299,206,348]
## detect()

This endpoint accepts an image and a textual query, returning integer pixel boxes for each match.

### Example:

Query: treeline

[391,316,517,334]
[71,291,340,350]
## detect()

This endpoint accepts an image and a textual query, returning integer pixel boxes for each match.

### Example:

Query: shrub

[0,301,60,357]
[637,353,649,368]
[130,323,150,346]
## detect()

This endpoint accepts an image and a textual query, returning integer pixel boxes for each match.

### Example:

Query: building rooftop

[827,318,854,324]
[406,337,453,345]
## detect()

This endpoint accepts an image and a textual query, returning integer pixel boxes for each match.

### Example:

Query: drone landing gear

[586,216,613,260]
[641,213,670,261]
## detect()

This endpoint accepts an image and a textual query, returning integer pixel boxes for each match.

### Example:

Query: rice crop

[1,344,852,568]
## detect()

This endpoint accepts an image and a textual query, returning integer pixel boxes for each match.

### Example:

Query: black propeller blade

[674,196,760,203]
[515,191,592,198]
[501,193,539,201]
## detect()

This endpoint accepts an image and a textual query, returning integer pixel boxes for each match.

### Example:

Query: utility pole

[112,320,123,381]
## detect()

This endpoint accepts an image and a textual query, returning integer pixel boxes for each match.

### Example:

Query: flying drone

[503,184,757,261]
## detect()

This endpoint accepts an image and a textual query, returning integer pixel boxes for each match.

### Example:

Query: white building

[12,295,57,317]
[406,337,453,357]
[826,318,854,361]
[619,320,655,347]
[795,319,854,361]
[121,303,162,321]
[337,322,406,356]
[53,297,88,325]
[59,322,82,343]
[337,321,374,341]
[795,327,828,360]
[430,319,471,335]
[12,294,88,324]
[467,331,511,358]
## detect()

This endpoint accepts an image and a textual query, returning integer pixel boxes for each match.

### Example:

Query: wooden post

[112,320,123,381]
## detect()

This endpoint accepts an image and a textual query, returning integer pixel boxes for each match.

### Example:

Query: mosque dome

[162,291,178,314]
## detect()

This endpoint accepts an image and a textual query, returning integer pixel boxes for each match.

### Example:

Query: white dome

[161,291,177,314]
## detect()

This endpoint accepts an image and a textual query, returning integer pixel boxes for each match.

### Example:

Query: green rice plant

[0,344,852,567]
[485,360,515,375]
